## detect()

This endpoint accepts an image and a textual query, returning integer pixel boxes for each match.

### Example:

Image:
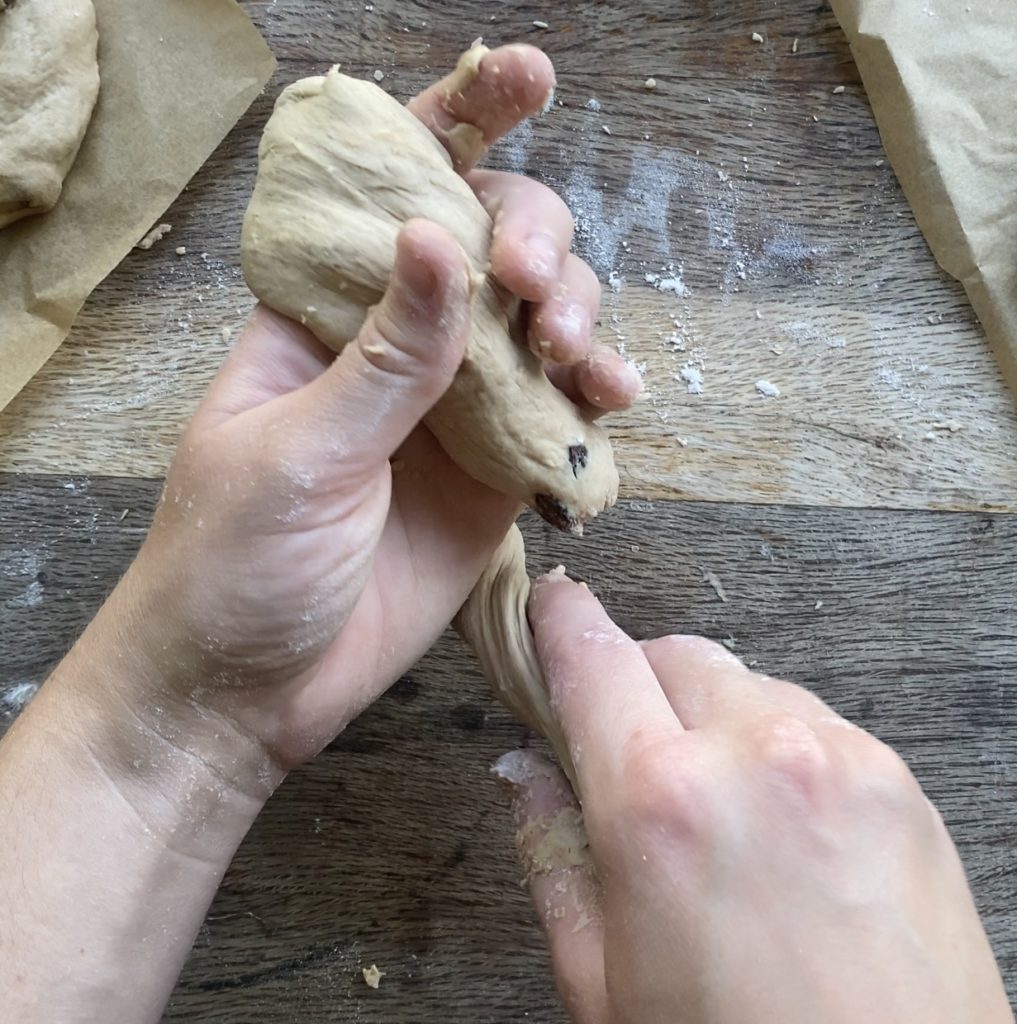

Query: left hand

[83,45,640,783]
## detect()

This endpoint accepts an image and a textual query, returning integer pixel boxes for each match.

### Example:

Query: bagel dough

[0,0,100,229]
[241,52,618,533]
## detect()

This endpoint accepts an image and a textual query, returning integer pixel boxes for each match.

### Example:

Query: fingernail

[396,249,435,305]
[492,750,536,786]
[525,232,560,285]
[491,750,558,787]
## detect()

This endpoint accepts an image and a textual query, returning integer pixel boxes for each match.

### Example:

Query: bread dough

[241,49,618,533]
[0,0,100,229]
[455,523,576,786]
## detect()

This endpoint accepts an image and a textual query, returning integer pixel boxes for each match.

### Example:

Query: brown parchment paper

[0,0,275,413]
[830,0,1017,400]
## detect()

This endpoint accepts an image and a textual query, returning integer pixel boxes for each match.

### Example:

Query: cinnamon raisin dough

[0,0,100,229]
[241,50,618,533]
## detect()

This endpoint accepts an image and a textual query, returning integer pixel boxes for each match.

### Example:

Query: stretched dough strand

[454,524,577,787]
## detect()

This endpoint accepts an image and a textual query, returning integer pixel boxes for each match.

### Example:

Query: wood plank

[2,473,1015,1018]
[1,0,1015,511]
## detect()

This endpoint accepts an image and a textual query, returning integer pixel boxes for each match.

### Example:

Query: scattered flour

[0,681,39,720]
[1,548,46,610]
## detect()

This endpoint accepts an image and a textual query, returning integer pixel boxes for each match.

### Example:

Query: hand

[0,48,646,1024]
[497,578,1013,1024]
[89,45,640,778]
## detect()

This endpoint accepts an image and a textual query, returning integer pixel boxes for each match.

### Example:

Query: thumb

[288,218,472,472]
[493,750,608,1024]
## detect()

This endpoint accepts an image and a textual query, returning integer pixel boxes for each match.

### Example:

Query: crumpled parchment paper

[831,0,1017,400]
[0,0,275,412]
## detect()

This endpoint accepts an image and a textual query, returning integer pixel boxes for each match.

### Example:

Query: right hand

[495,575,1013,1024]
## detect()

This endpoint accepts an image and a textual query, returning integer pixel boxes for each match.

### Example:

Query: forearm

[0,576,283,1023]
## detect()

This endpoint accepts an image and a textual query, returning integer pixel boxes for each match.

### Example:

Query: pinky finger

[493,750,608,1024]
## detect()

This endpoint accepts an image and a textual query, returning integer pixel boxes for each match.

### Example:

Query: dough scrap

[454,523,576,786]
[241,50,618,533]
[517,807,592,876]
[0,0,100,229]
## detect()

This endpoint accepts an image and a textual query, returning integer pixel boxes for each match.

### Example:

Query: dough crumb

[373,69,384,82]
[832,85,845,94]
[751,31,765,43]
[644,77,657,90]
[755,379,780,398]
[136,223,172,250]
[221,327,232,344]
[517,807,591,876]
[585,97,601,112]
[792,37,799,53]
[702,568,728,603]
[362,964,385,989]
[601,125,612,135]
[174,245,187,255]
[532,19,549,29]
[814,600,824,610]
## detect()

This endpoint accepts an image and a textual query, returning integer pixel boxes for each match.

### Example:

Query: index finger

[529,574,681,800]
[407,44,555,172]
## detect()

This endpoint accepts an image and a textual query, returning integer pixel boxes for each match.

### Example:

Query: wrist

[47,560,287,846]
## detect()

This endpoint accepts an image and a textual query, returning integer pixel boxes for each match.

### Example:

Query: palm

[220,423,514,763]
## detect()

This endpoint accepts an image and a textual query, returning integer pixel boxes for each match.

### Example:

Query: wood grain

[1,0,1015,511]
[2,473,1015,1018]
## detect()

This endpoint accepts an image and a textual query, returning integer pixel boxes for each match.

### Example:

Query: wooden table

[2,1,1015,1019]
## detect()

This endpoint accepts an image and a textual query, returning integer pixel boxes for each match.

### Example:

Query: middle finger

[469,168,575,303]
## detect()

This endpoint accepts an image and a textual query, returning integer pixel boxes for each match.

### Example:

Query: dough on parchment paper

[0,0,100,229]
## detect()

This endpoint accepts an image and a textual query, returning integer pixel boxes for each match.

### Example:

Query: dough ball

[0,0,100,229]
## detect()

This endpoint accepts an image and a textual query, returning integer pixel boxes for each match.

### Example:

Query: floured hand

[92,46,639,777]
[495,578,1013,1024]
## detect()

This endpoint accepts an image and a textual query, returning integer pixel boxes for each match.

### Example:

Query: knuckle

[615,728,712,843]
[752,714,831,796]
[358,319,425,379]
[648,633,745,674]
[846,731,919,802]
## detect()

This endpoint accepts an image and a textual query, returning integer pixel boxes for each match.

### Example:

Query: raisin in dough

[0,0,100,229]
[241,50,619,534]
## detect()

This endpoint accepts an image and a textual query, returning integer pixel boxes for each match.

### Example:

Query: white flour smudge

[498,119,534,174]
[1,681,40,719]
[1,548,46,610]
[562,144,696,276]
